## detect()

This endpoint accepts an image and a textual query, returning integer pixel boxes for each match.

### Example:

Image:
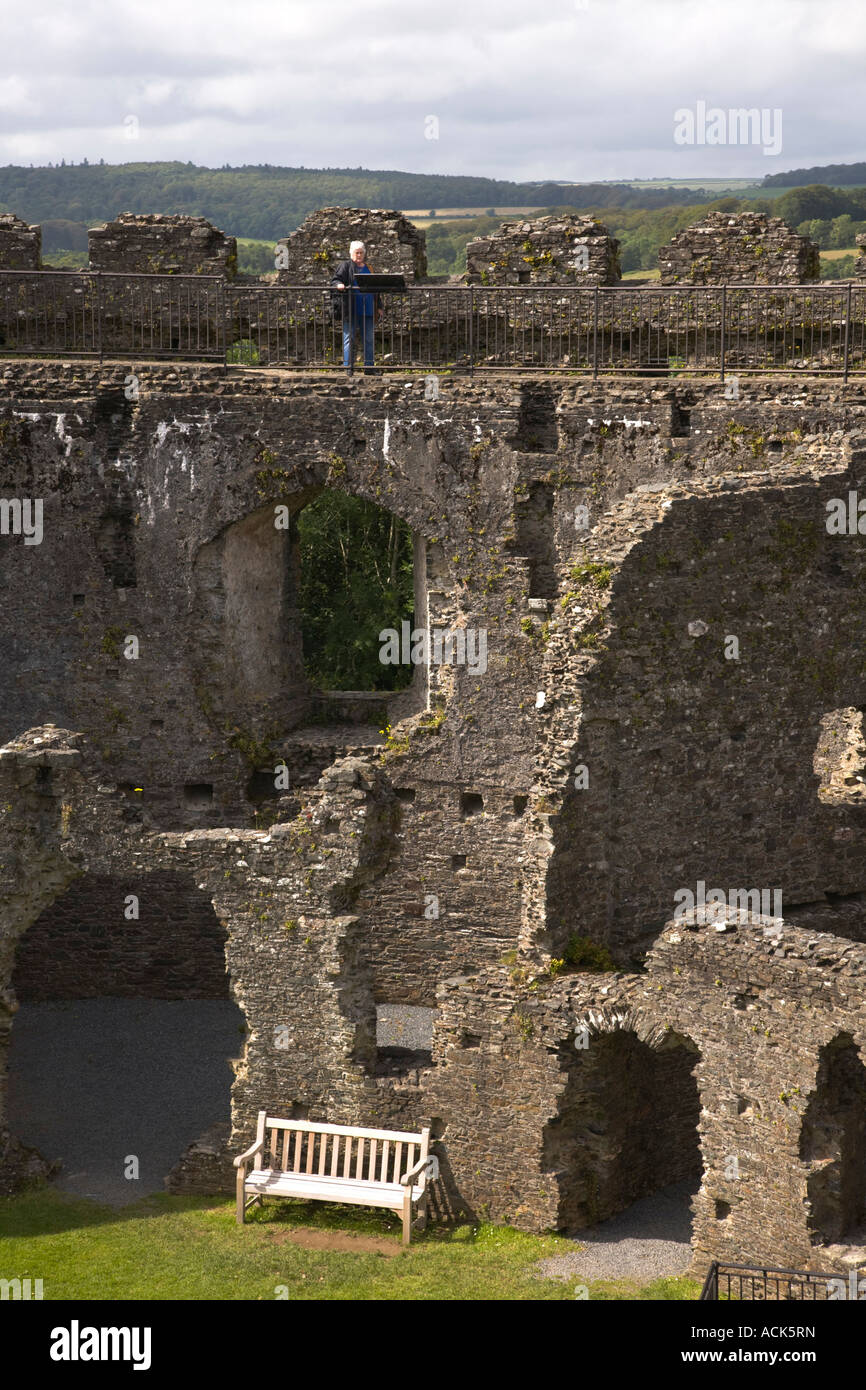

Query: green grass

[0,1187,700,1301]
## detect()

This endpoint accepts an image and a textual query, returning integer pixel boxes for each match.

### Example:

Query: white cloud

[0,0,862,178]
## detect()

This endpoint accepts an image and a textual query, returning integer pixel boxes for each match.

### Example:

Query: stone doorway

[6,871,244,1204]
[800,1032,866,1249]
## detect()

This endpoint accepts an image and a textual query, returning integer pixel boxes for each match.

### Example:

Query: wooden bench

[234,1111,433,1245]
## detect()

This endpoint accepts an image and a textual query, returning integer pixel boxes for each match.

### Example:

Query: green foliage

[100,626,123,658]
[563,935,616,972]
[821,253,857,280]
[0,163,708,245]
[235,238,276,274]
[226,338,260,364]
[568,561,613,590]
[298,491,414,691]
[762,162,866,188]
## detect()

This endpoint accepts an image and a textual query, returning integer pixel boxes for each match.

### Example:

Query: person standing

[330,240,381,371]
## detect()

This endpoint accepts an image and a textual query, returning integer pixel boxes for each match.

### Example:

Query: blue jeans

[342,313,375,367]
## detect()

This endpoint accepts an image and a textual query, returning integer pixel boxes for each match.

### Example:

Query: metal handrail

[0,273,862,376]
[700,1259,855,1301]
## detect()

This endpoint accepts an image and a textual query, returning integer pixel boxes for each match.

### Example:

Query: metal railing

[700,1260,859,1301]
[1,272,865,377]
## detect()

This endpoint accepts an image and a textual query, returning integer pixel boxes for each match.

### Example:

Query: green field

[0,1187,700,1302]
[611,178,762,192]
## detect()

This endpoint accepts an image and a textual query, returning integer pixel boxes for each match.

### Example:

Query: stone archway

[544,1018,702,1232]
[5,869,244,1203]
[799,1032,866,1248]
[191,488,428,744]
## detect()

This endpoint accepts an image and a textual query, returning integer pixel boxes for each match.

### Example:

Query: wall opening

[193,487,427,742]
[544,1027,702,1234]
[375,1003,435,1075]
[96,505,137,589]
[6,871,244,1204]
[814,708,866,804]
[800,1032,866,1248]
[513,482,557,599]
[296,490,416,694]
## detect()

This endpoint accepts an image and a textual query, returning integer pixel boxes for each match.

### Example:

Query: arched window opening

[296,491,415,693]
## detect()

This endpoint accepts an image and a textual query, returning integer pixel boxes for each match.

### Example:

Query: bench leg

[402,1190,413,1246]
[236,1171,246,1225]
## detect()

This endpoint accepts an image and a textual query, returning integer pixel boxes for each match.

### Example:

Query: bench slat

[318,1133,328,1177]
[355,1138,364,1181]
[245,1171,420,1211]
[405,1145,415,1180]
[394,1141,402,1182]
[292,1130,303,1172]
[343,1136,352,1179]
[367,1139,377,1182]
[380,1139,390,1184]
[269,1128,279,1166]
[330,1133,340,1178]
[263,1117,428,1144]
[305,1131,316,1175]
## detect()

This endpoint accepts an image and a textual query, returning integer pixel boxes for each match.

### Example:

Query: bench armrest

[233,1138,264,1169]
[400,1155,431,1187]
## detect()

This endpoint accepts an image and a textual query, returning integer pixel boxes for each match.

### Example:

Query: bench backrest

[253,1113,430,1186]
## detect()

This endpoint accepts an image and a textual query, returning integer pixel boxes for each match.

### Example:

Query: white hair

[349,240,366,256]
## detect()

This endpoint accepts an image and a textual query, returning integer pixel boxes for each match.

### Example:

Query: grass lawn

[0,1186,700,1301]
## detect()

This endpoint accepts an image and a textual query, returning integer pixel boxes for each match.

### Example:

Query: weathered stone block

[658,212,819,285]
[0,213,41,270]
[275,207,427,284]
[465,214,621,285]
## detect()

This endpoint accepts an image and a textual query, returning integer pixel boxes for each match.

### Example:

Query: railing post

[720,285,726,384]
[844,280,852,383]
[95,270,103,364]
[468,285,474,375]
[346,282,355,377]
[593,285,599,378]
[218,277,227,373]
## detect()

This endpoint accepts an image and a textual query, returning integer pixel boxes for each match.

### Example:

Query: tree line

[0,160,727,246]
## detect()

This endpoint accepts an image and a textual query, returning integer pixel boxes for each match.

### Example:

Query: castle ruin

[2,208,866,1278]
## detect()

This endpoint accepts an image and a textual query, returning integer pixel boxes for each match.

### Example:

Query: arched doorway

[544,1024,702,1260]
[800,1032,866,1247]
[6,871,244,1204]
[192,488,427,744]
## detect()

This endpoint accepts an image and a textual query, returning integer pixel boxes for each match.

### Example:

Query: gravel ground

[536,1179,698,1284]
[376,1004,435,1051]
[6,999,244,1205]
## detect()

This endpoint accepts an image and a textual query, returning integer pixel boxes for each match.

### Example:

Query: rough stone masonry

[4,350,866,1275]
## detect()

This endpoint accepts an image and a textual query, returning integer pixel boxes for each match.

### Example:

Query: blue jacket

[330,260,376,320]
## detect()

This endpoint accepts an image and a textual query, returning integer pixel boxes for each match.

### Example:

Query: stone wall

[658,212,820,285]
[275,208,427,284]
[0,214,41,270]
[13,871,229,1000]
[88,213,237,278]
[2,362,866,1271]
[465,215,621,285]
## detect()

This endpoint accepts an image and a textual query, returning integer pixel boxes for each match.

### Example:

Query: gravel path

[536,1179,698,1284]
[6,999,244,1205]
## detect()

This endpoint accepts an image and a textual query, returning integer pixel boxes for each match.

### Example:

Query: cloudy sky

[0,0,863,181]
